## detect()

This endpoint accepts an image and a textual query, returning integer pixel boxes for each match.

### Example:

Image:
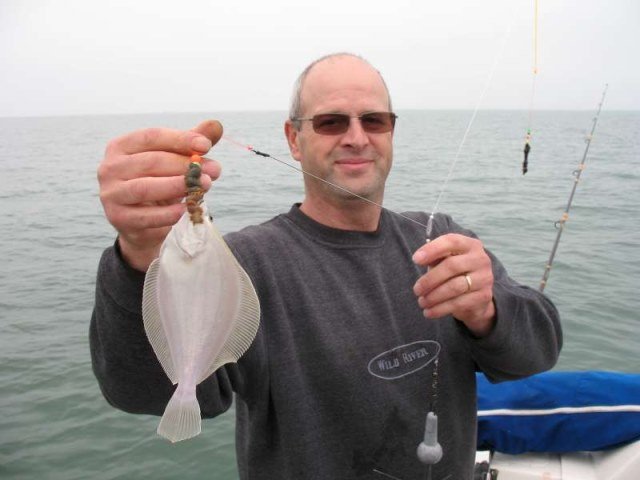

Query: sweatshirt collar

[285,203,389,248]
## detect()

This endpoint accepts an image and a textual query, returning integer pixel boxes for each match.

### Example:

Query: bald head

[288,53,393,123]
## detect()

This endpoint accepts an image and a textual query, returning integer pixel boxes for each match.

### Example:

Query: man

[91,53,562,479]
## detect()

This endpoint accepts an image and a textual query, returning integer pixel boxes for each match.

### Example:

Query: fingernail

[412,251,427,263]
[191,136,212,153]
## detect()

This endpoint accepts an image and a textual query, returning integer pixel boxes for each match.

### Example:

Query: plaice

[142,202,260,442]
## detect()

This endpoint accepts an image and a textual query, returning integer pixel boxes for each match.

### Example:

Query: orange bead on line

[191,154,202,163]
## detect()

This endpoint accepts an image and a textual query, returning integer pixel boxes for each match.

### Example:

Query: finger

[418,274,473,309]
[99,151,198,182]
[422,287,493,321]
[422,292,485,320]
[109,202,186,232]
[200,156,222,181]
[425,254,470,292]
[106,126,213,157]
[105,174,209,206]
[412,234,471,266]
[426,234,470,264]
[100,150,222,182]
[413,253,469,297]
[191,120,224,146]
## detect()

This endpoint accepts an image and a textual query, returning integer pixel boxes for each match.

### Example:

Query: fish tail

[157,385,201,443]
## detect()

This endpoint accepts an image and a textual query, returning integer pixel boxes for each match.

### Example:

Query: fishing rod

[539,84,608,292]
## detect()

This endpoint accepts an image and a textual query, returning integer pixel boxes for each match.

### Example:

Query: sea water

[1,110,638,479]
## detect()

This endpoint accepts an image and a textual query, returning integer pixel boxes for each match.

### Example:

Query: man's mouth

[335,158,373,171]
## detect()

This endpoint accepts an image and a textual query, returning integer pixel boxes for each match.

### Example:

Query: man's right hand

[98,120,224,272]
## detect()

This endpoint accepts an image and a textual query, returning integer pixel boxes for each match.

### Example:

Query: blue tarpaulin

[476,371,640,454]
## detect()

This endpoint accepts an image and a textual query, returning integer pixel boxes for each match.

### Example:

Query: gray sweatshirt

[90,205,561,479]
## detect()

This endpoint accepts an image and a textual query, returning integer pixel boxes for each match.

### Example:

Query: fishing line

[222,135,431,230]
[523,0,539,175]
[528,0,539,128]
[414,12,517,477]
[424,13,515,242]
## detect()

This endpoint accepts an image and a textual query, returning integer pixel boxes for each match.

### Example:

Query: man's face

[285,56,394,206]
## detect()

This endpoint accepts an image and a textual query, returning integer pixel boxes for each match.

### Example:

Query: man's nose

[340,117,369,148]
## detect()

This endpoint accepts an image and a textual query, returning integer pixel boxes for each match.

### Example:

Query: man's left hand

[412,234,495,337]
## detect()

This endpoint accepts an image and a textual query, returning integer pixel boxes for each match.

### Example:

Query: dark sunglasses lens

[312,114,350,135]
[310,112,396,135]
[360,113,395,133]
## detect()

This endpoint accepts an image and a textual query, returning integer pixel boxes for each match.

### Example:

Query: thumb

[192,120,224,147]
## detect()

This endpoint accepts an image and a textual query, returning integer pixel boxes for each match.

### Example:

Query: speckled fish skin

[142,203,260,443]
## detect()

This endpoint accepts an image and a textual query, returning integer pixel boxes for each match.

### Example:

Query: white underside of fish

[142,203,260,443]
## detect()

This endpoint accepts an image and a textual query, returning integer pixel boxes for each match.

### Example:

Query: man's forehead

[305,55,380,85]
[300,56,388,107]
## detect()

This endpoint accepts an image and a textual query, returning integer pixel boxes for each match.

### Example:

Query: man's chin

[328,181,382,203]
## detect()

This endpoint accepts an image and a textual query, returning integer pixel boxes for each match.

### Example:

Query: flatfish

[142,195,260,442]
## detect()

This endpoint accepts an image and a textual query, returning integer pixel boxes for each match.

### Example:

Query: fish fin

[157,385,201,443]
[142,258,177,383]
[201,245,262,379]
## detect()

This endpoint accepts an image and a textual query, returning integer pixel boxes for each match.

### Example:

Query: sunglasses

[292,112,397,135]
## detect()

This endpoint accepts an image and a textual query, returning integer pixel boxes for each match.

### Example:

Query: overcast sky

[1,0,638,117]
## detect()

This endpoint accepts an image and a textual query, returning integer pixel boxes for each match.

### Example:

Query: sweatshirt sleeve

[438,215,563,382]
[463,248,562,381]
[89,241,236,417]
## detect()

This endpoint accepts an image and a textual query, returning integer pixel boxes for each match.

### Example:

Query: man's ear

[284,120,302,161]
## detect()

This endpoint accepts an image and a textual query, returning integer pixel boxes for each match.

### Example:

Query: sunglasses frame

[292,112,398,135]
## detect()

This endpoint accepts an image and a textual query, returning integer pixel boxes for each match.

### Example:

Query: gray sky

[1,0,638,117]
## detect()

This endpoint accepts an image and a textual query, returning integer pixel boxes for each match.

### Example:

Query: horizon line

[2,107,638,120]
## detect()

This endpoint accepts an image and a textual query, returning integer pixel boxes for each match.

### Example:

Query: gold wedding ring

[464,273,472,292]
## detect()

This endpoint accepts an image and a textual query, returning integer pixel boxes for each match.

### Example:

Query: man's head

[288,53,393,124]
[284,53,395,209]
